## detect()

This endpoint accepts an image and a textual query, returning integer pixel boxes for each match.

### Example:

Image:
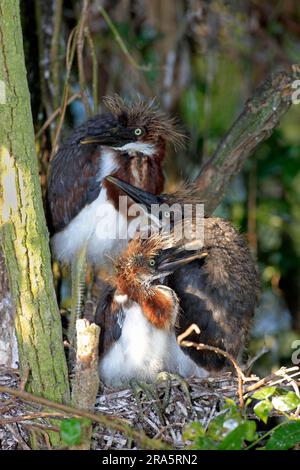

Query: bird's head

[111,234,201,329]
[80,95,184,155]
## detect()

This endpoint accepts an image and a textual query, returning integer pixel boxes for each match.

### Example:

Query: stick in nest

[177,324,246,408]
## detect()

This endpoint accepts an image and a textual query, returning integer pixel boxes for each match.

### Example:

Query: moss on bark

[0,0,70,442]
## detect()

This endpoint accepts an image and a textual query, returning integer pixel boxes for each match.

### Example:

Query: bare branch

[195,64,300,214]
[99,6,151,72]
[177,324,246,408]
[77,0,92,117]
[85,27,98,114]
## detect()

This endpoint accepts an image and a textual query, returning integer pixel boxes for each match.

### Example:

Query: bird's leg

[68,242,88,349]
[130,373,192,424]
[155,371,192,409]
[130,379,165,424]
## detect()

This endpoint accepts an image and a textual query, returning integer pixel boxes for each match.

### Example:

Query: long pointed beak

[80,128,130,146]
[156,247,207,273]
[105,176,163,209]
[80,131,115,145]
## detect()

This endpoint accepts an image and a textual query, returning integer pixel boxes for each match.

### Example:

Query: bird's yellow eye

[149,259,155,267]
[134,128,143,136]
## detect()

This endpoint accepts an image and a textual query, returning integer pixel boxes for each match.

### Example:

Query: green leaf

[60,418,82,446]
[183,421,205,440]
[183,422,217,450]
[190,436,217,450]
[243,421,257,442]
[218,421,257,450]
[252,386,277,400]
[245,398,252,407]
[224,398,238,409]
[254,399,273,424]
[207,414,226,440]
[272,392,300,412]
[265,421,300,450]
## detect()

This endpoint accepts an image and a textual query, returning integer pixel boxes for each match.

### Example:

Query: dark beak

[105,176,163,209]
[155,246,207,274]
[80,127,133,147]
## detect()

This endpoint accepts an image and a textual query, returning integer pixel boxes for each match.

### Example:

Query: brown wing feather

[46,113,117,234]
[95,284,125,357]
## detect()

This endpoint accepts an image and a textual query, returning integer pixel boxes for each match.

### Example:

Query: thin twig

[0,412,65,424]
[49,26,78,160]
[77,0,92,117]
[243,346,269,373]
[5,424,31,450]
[85,26,98,114]
[99,6,151,72]
[245,367,300,393]
[35,92,81,140]
[24,422,60,435]
[177,324,246,408]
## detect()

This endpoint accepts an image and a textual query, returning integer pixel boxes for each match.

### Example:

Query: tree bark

[0,0,70,420]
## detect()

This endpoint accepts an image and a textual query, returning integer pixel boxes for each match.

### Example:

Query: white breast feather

[99,302,208,387]
[51,149,132,265]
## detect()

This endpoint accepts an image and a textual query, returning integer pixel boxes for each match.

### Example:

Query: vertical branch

[99,6,150,71]
[85,27,98,115]
[50,0,64,109]
[50,26,78,159]
[77,0,92,117]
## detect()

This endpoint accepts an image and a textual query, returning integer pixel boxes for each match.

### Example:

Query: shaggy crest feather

[103,94,186,149]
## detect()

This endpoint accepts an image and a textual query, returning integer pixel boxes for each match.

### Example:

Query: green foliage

[252,387,300,422]
[183,388,300,450]
[264,421,300,450]
[184,398,257,450]
[253,400,273,424]
[252,386,277,400]
[60,418,82,446]
[271,391,300,412]
[60,417,91,447]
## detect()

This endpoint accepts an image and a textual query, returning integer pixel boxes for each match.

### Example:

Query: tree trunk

[0,0,70,420]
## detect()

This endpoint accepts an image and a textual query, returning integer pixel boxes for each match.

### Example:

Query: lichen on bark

[0,0,70,414]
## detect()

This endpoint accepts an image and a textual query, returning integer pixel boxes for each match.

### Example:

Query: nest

[1,365,299,450]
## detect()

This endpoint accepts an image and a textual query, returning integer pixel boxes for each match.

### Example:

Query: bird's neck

[114,275,177,330]
[103,142,165,211]
[141,287,177,330]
